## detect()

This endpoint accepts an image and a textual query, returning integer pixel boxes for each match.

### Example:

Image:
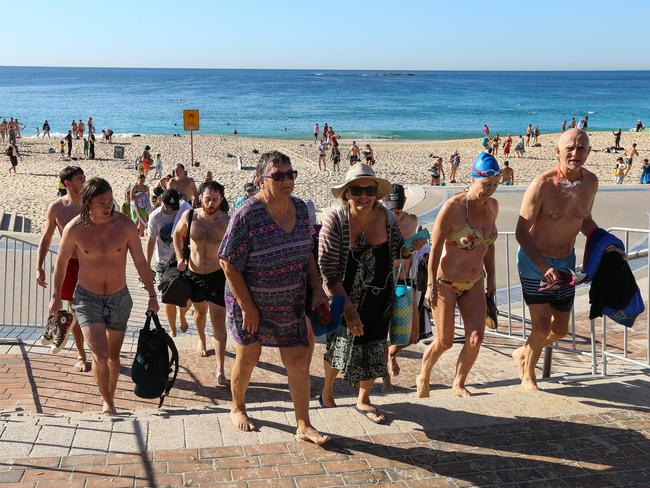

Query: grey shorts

[71,285,133,332]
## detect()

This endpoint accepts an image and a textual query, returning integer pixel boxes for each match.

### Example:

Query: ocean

[1,67,648,140]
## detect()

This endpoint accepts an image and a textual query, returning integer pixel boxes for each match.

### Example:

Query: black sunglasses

[262,170,298,182]
[348,185,378,197]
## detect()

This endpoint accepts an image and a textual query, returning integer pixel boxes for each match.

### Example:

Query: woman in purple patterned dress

[219,151,330,446]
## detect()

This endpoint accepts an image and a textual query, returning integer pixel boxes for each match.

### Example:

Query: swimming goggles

[472,168,502,178]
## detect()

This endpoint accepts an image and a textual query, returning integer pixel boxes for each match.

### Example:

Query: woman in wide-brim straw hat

[417,152,500,399]
[318,163,424,424]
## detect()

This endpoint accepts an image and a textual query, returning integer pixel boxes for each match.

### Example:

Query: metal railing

[0,234,56,328]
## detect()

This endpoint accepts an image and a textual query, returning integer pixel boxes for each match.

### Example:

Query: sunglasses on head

[263,170,298,181]
[348,185,378,197]
[473,169,502,177]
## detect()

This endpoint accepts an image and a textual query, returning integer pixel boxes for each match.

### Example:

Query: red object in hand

[315,302,331,325]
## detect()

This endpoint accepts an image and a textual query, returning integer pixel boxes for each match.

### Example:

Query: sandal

[354,405,386,424]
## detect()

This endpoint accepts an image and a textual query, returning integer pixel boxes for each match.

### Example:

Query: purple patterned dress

[218,196,312,347]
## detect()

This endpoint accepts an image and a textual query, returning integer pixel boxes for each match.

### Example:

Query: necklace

[350,209,373,248]
[555,166,584,188]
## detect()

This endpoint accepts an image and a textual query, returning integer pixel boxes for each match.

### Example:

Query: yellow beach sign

[183,109,199,131]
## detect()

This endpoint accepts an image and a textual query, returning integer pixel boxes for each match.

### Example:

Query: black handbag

[161,209,193,307]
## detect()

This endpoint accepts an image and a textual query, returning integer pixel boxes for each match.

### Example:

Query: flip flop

[538,268,586,292]
[317,395,336,409]
[354,405,386,424]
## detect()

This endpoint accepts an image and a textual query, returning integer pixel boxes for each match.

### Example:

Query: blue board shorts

[517,247,576,312]
[71,285,133,332]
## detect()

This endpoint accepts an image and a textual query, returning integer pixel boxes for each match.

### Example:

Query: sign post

[183,109,200,167]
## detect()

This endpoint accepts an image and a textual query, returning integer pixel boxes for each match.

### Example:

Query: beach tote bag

[389,258,413,345]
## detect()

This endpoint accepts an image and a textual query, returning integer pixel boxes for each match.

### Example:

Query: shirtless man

[173,180,229,385]
[347,141,361,165]
[501,161,514,185]
[49,177,159,415]
[623,143,639,176]
[36,167,89,371]
[169,163,198,205]
[78,120,85,140]
[71,120,78,139]
[514,128,598,390]
[381,184,420,391]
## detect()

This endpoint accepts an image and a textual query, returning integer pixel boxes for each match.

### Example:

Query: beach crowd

[25,120,634,447]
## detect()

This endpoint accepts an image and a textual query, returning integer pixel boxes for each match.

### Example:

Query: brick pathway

[0,327,649,486]
[0,409,649,487]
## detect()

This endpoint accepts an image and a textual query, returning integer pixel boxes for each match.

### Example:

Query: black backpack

[131,313,179,407]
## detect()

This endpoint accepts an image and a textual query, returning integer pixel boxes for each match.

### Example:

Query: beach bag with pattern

[389,258,413,345]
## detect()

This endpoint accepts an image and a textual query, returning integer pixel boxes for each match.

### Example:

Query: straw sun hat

[330,164,391,200]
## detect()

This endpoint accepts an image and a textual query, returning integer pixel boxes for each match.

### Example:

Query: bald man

[513,129,599,390]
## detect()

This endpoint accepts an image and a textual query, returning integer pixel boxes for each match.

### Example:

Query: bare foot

[382,378,395,393]
[295,426,331,446]
[180,315,189,333]
[197,339,207,357]
[415,374,430,398]
[230,409,255,432]
[215,372,229,387]
[169,328,177,338]
[452,384,473,397]
[102,401,116,416]
[388,355,400,377]
[73,357,89,373]
[521,378,540,391]
[512,346,525,379]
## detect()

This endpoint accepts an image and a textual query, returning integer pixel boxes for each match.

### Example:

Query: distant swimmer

[49,177,159,415]
[570,117,576,129]
[483,124,490,137]
[561,120,566,133]
[636,119,645,132]
[514,128,599,390]
[36,166,88,371]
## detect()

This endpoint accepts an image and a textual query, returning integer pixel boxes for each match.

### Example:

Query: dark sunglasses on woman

[348,185,378,197]
[263,170,298,181]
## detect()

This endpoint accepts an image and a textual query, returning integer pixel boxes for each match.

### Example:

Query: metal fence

[0,234,55,328]
[1,219,648,377]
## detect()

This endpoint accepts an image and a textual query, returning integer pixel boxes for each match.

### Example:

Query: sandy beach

[1,130,648,232]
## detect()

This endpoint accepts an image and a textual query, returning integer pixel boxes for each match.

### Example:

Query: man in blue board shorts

[514,129,599,391]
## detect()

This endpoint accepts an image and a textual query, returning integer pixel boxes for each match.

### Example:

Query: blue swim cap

[471,152,501,178]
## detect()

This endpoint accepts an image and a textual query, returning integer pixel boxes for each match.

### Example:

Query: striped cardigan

[318,204,405,289]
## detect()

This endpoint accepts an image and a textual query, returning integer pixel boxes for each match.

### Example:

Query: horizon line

[2,65,650,72]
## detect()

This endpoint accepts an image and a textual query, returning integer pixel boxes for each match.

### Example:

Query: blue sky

[4,0,649,70]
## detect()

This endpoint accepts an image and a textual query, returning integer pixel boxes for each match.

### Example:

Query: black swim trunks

[186,268,226,306]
